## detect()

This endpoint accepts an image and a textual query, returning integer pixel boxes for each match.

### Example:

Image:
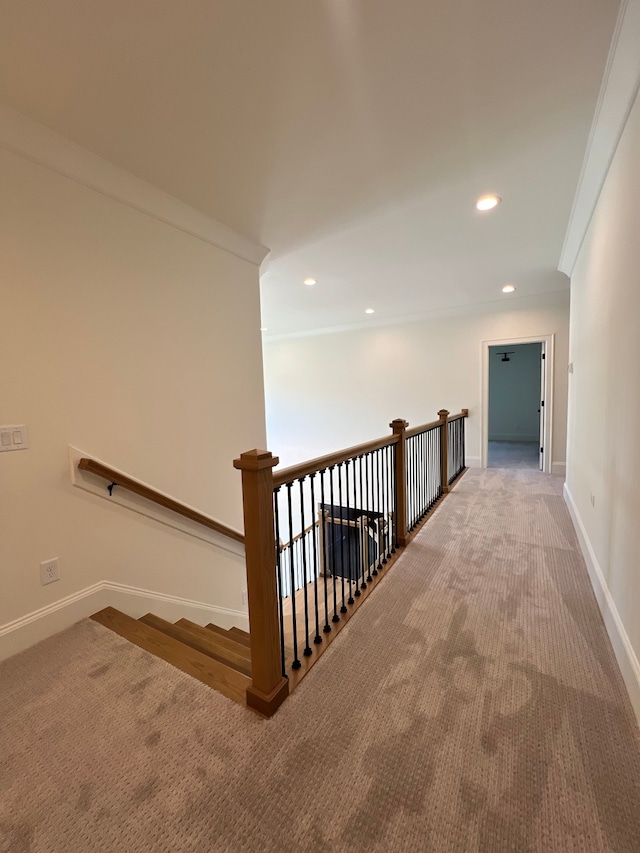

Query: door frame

[481,333,555,474]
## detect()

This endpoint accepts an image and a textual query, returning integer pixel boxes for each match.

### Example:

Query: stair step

[91,607,250,704]
[139,615,252,678]
[226,626,251,647]
[174,619,252,675]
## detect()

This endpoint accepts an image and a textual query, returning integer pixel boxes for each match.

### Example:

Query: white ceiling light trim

[502,284,516,293]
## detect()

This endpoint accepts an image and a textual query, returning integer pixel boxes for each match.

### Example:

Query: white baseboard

[0,582,249,663]
[466,456,482,468]
[563,483,640,725]
[552,461,566,477]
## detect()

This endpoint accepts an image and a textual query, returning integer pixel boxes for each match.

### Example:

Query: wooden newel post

[233,449,289,716]
[438,410,450,495]
[390,419,409,547]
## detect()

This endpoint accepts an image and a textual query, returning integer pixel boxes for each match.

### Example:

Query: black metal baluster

[329,466,339,622]
[286,482,301,670]
[309,473,322,645]
[409,435,415,530]
[345,460,355,605]
[319,469,331,634]
[391,441,398,553]
[337,462,348,613]
[351,457,361,598]
[408,436,416,530]
[299,479,312,657]
[387,443,393,559]
[358,455,367,590]
[417,433,422,520]
[274,487,287,678]
[369,451,378,577]
[365,452,374,580]
[376,449,383,572]
[381,444,388,564]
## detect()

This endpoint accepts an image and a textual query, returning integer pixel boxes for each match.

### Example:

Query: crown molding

[559,0,640,277]
[0,102,269,267]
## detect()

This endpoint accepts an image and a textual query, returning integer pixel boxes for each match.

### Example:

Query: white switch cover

[0,425,29,452]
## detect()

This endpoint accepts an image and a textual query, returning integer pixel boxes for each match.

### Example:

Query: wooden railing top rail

[405,417,442,439]
[404,409,468,438]
[78,457,245,545]
[447,409,469,422]
[272,434,400,489]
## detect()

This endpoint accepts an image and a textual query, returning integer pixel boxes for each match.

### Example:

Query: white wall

[263,291,569,471]
[565,85,640,719]
[0,142,266,655]
[488,342,541,442]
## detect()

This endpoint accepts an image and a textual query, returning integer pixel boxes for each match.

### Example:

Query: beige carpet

[2,469,640,853]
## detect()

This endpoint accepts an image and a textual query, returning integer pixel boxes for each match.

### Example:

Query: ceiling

[0,1,620,336]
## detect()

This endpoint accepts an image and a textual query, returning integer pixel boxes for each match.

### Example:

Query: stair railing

[234,408,468,716]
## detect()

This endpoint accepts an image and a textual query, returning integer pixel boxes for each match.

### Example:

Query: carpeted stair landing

[2,468,640,852]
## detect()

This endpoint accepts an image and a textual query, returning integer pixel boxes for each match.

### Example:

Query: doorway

[481,334,554,473]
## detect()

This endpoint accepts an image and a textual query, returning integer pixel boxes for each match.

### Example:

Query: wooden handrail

[406,409,468,438]
[78,457,245,545]
[273,434,400,488]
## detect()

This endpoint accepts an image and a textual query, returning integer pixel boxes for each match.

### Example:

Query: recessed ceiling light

[476,195,501,211]
[303,278,317,286]
[502,285,516,293]
[365,308,375,314]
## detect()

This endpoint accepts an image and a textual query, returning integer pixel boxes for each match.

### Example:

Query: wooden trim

[78,457,245,544]
[406,409,467,436]
[405,418,442,438]
[273,435,399,488]
[233,450,289,717]
[390,419,408,547]
[438,409,450,495]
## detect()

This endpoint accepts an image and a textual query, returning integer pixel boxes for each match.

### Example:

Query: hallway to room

[2,468,639,852]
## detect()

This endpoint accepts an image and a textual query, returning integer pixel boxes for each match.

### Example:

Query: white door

[539,342,546,471]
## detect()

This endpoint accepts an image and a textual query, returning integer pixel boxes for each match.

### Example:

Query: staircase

[91,607,252,707]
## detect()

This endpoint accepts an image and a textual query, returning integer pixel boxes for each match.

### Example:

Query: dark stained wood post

[438,409,450,495]
[390,419,409,547]
[233,449,289,716]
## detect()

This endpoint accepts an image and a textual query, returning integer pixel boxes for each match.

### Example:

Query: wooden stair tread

[139,614,252,678]
[204,622,252,651]
[91,607,250,704]
[174,618,252,673]
[226,626,251,647]
[178,619,252,663]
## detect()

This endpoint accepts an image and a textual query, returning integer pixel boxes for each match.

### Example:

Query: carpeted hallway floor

[2,468,640,853]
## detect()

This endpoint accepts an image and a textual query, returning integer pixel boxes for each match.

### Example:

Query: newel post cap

[233,449,280,471]
[390,418,409,432]
[437,409,450,420]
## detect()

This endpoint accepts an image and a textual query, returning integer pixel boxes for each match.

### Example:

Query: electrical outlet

[40,557,60,585]
[241,589,248,606]
[590,494,596,508]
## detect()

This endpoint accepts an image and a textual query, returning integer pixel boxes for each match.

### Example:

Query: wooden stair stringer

[91,607,250,705]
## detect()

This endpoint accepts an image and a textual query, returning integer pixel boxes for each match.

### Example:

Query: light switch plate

[0,425,29,452]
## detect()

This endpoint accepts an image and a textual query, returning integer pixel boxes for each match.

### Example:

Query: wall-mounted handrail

[273,434,399,488]
[78,457,245,545]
